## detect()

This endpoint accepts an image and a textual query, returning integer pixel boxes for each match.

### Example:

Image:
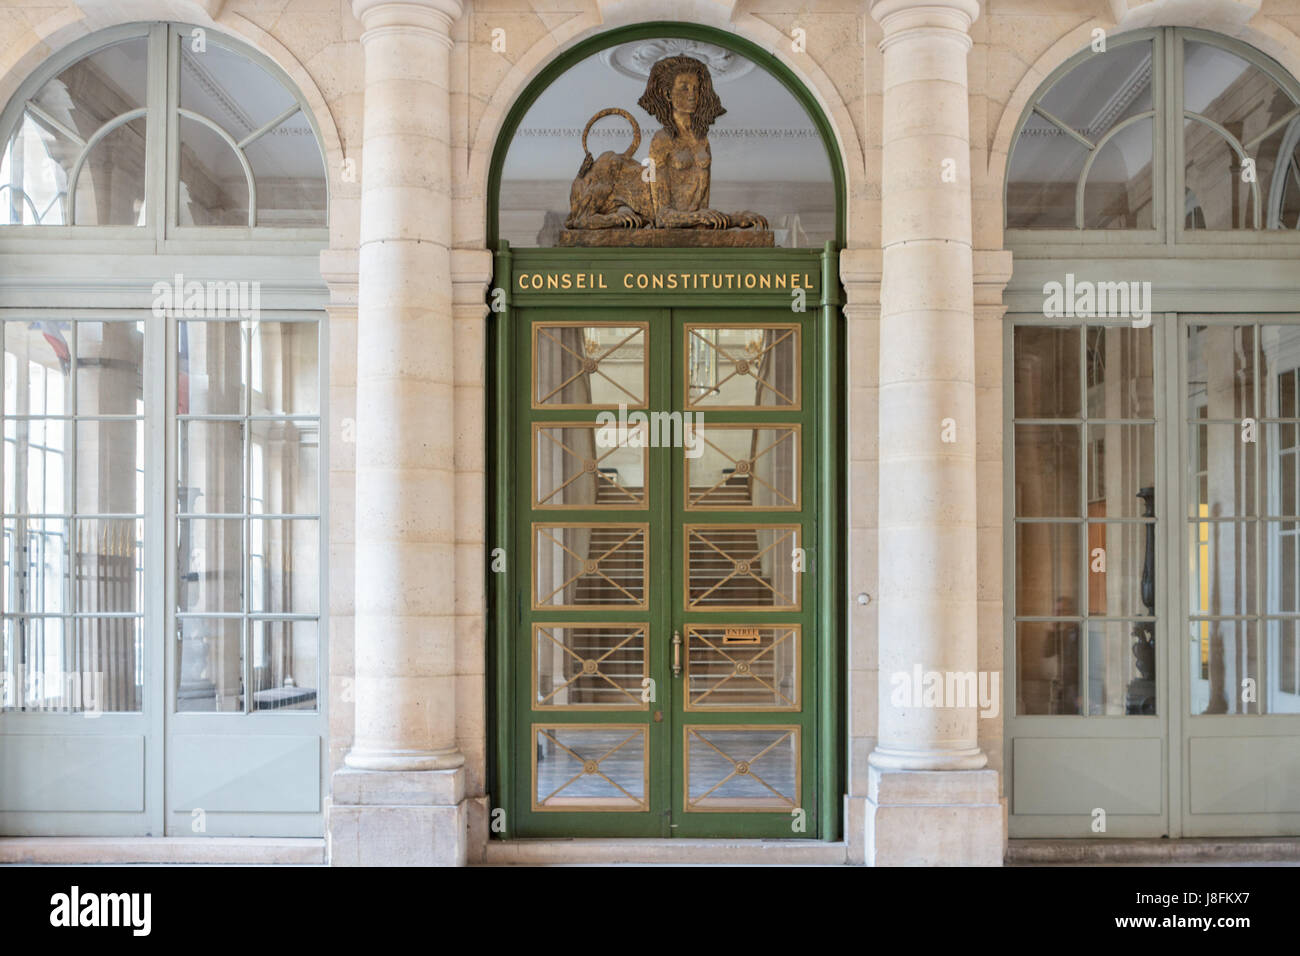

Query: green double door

[511,302,819,837]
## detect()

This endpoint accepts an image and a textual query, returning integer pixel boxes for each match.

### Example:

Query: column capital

[870,0,980,51]
[352,0,464,44]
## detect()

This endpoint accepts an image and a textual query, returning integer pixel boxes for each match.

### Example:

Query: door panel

[511,303,820,838]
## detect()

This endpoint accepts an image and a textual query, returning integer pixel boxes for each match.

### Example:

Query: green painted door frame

[488,243,843,839]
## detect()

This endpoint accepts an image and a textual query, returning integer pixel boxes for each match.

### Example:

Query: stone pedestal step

[482,838,848,866]
[0,837,326,866]
[1008,838,1300,865]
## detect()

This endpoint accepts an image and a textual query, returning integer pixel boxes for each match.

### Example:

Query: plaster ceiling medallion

[599,39,755,84]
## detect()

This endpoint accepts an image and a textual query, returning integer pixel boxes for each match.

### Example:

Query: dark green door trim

[487,242,844,840]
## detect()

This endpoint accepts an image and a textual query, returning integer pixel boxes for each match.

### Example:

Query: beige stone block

[352,615,457,676]
[328,542,354,616]
[330,614,355,676]
[455,613,486,676]
[849,386,878,461]
[976,531,1004,601]
[849,461,878,528]
[355,468,457,542]
[849,667,879,738]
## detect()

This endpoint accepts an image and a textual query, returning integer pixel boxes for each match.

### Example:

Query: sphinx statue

[562,54,771,246]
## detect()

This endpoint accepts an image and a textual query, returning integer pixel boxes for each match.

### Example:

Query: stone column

[328,0,467,867]
[866,0,1002,865]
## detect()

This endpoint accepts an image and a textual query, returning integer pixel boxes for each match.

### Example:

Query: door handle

[672,629,682,678]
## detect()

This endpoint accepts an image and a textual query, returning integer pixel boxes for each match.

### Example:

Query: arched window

[1006,28,1300,234]
[494,37,838,249]
[0,23,327,232]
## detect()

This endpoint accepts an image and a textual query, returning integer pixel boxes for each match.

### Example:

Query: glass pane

[533,623,648,708]
[248,322,319,415]
[178,420,243,514]
[1187,324,1255,419]
[1082,118,1154,228]
[1264,521,1300,613]
[534,324,647,407]
[1185,117,1256,229]
[71,615,143,712]
[1016,620,1083,715]
[685,525,799,609]
[2,518,68,614]
[4,321,72,415]
[686,325,799,408]
[499,40,835,249]
[1272,124,1300,229]
[178,116,248,226]
[179,320,243,415]
[1089,619,1155,715]
[1184,38,1297,231]
[1014,326,1080,418]
[533,523,647,609]
[244,110,327,228]
[1189,618,1257,714]
[1086,423,1155,518]
[179,38,296,137]
[1265,618,1300,711]
[0,114,74,224]
[76,322,144,415]
[1189,520,1256,618]
[250,420,319,515]
[1014,425,1082,517]
[249,619,318,711]
[1008,39,1153,230]
[177,517,243,613]
[1189,423,1255,518]
[535,725,647,809]
[177,616,244,712]
[0,617,95,711]
[248,518,318,614]
[72,117,146,226]
[534,424,645,508]
[1085,325,1154,419]
[0,37,148,227]
[76,420,143,514]
[4,419,68,515]
[1006,112,1090,229]
[73,517,142,615]
[685,726,798,811]
[688,425,798,509]
[1088,521,1156,617]
[1015,522,1081,618]
[686,624,799,710]
[1259,326,1300,416]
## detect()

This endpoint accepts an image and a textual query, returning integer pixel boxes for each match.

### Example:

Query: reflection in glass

[686,326,798,408]
[1014,326,1080,418]
[533,624,648,708]
[535,725,647,809]
[534,425,645,508]
[177,616,243,712]
[250,619,318,711]
[685,726,797,810]
[534,524,647,608]
[534,324,646,407]
[1014,425,1081,517]
[685,525,798,609]
[689,425,798,509]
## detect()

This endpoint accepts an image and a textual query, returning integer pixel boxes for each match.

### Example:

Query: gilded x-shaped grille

[534,726,648,810]
[685,525,799,610]
[685,727,798,811]
[534,624,647,709]
[687,626,798,710]
[534,425,645,508]
[534,523,648,609]
[690,425,798,509]
[535,325,646,407]
[686,326,797,408]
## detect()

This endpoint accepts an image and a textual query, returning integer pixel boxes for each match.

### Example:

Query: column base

[863,766,1003,866]
[327,767,466,866]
